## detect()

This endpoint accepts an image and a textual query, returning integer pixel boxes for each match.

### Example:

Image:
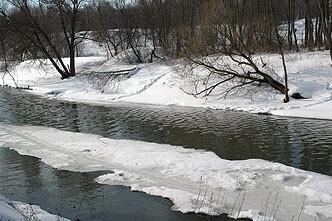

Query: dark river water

[0,88,332,220]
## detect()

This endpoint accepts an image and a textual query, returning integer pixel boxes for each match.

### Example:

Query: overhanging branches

[82,67,136,93]
[186,53,303,100]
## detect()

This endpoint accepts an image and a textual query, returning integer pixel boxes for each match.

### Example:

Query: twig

[231,189,242,216]
[195,176,203,212]
[269,192,279,220]
[297,197,305,221]
[199,181,209,212]
[74,192,87,221]
[236,191,246,218]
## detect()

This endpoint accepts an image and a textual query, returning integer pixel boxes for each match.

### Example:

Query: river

[0,88,331,220]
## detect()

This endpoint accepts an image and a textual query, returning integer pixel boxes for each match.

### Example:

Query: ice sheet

[1,123,331,221]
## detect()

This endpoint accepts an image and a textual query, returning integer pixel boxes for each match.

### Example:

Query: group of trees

[0,0,332,101]
[109,0,332,57]
[0,0,87,79]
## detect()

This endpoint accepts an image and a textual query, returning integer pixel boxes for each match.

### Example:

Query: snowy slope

[1,50,331,120]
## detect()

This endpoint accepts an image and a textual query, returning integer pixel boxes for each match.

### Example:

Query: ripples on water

[1,88,332,221]
[0,89,331,175]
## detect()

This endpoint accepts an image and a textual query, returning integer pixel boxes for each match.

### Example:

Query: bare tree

[318,0,332,59]
[0,0,87,79]
[90,0,122,58]
[270,0,290,102]
[56,0,86,77]
[284,0,299,51]
[304,0,315,50]
[113,0,144,63]
[184,0,301,101]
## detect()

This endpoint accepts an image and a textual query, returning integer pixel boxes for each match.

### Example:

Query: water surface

[0,88,332,220]
[1,88,331,175]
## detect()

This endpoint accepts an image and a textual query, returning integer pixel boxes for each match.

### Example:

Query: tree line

[0,0,331,95]
[99,0,332,58]
[1,1,332,59]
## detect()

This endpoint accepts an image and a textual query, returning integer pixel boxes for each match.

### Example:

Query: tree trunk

[70,49,76,77]
[304,0,314,50]
[270,0,289,102]
[259,72,287,95]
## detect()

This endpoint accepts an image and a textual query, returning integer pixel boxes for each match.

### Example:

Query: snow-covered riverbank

[1,123,332,221]
[1,50,332,220]
[1,51,331,120]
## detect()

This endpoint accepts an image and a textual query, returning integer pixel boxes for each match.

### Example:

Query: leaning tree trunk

[259,72,287,94]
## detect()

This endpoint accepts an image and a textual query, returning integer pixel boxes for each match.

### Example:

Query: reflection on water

[1,147,228,221]
[1,88,332,220]
[1,89,331,176]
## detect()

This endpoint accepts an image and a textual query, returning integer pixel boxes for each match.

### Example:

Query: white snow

[0,194,69,221]
[1,50,331,120]
[0,123,332,221]
[1,27,332,220]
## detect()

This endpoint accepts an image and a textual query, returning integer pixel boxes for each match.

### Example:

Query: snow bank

[1,123,331,221]
[0,195,25,221]
[0,195,69,221]
[1,50,331,120]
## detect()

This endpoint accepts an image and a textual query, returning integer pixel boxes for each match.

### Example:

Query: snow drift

[0,123,331,221]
